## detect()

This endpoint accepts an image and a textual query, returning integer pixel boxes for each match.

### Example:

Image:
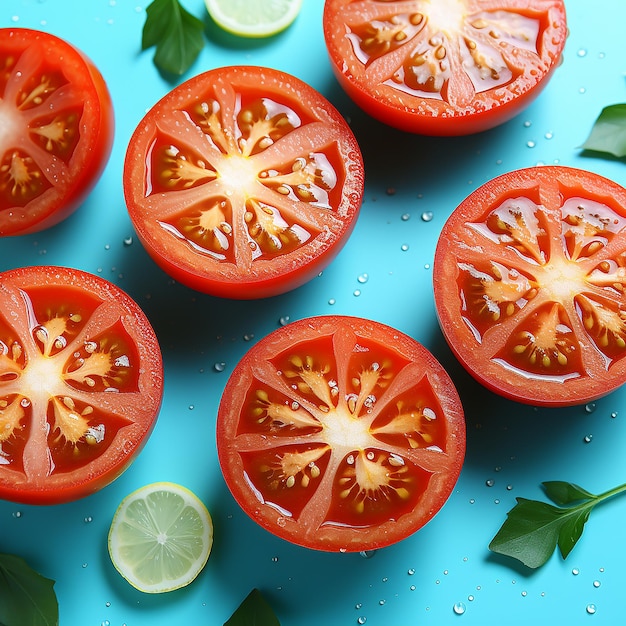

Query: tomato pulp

[0,28,114,236]
[323,0,567,136]
[217,316,465,552]
[0,266,163,504]
[124,65,364,299]
[434,166,626,407]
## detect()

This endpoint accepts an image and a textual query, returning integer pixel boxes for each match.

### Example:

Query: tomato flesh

[0,266,163,504]
[434,166,626,407]
[124,65,364,299]
[217,316,465,552]
[0,28,114,236]
[323,0,567,135]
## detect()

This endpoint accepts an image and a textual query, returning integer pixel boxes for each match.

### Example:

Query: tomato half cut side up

[322,0,567,136]
[434,166,626,407]
[0,28,114,236]
[216,316,465,552]
[0,266,163,505]
[123,65,364,299]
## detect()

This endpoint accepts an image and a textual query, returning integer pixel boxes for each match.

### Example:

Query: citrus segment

[204,0,302,38]
[108,482,213,593]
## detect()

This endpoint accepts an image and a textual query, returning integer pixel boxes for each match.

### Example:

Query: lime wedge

[108,482,213,593]
[204,0,303,38]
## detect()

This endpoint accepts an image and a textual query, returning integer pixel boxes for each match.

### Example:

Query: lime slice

[204,0,303,38]
[108,482,213,593]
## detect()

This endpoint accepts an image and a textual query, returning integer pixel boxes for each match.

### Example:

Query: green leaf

[557,508,590,560]
[542,481,595,506]
[142,0,205,75]
[0,554,58,626]
[224,588,281,626]
[581,103,626,158]
[489,498,566,569]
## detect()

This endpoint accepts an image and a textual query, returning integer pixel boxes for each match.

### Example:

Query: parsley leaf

[142,0,205,76]
[0,554,58,626]
[224,588,281,626]
[581,103,626,158]
[489,480,626,569]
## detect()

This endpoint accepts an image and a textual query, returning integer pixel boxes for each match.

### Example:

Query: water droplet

[12,511,22,518]
[579,87,587,94]
[123,236,133,246]
[188,405,194,411]
[583,434,593,443]
[506,485,513,491]
[82,563,88,569]
[523,120,532,128]
[593,580,601,588]
[453,601,467,615]
[213,362,226,372]
[586,604,597,615]
[468,595,475,602]
[104,244,110,250]
[401,213,411,221]
[545,131,554,140]
[355,603,362,610]
[485,479,495,487]
[279,316,290,326]
[102,621,110,626]
[577,48,587,57]
[401,244,409,251]
[360,550,376,559]
[469,498,475,504]
[84,516,93,523]
[526,140,536,148]
[357,617,367,625]
[379,599,386,606]
[408,568,415,575]
[421,211,434,222]
[585,402,597,413]
[357,273,369,284]
[243,333,254,341]
[410,585,416,591]
[271,556,279,563]
[610,411,618,418]
[521,591,527,597]
[572,568,580,576]
[353,289,361,297]
[328,298,336,305]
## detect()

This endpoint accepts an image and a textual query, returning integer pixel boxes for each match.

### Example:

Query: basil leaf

[489,498,565,569]
[224,588,281,626]
[142,0,205,75]
[557,508,591,560]
[0,554,58,626]
[581,103,626,158]
[542,480,595,506]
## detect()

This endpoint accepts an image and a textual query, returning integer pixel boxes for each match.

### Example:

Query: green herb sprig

[0,554,58,626]
[489,480,626,569]
[581,103,626,158]
[142,0,205,76]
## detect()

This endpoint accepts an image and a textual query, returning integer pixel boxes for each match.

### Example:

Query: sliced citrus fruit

[204,0,302,38]
[108,482,213,593]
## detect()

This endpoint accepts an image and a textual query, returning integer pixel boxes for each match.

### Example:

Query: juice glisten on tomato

[217,316,466,552]
[124,65,364,299]
[0,266,163,505]
[0,28,114,236]
[434,166,626,407]
[323,0,568,135]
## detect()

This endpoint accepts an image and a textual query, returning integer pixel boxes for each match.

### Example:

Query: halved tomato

[0,28,114,236]
[434,166,626,407]
[0,265,163,504]
[123,65,364,300]
[216,315,465,552]
[323,0,567,136]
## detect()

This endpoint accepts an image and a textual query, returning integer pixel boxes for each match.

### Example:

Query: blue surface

[2,1,626,624]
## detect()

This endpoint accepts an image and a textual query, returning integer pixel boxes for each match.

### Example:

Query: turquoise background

[2,1,626,624]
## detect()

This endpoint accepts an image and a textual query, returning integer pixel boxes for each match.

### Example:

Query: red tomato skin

[0,28,114,236]
[434,166,626,407]
[217,315,465,552]
[323,0,568,136]
[123,65,364,300]
[0,266,163,505]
